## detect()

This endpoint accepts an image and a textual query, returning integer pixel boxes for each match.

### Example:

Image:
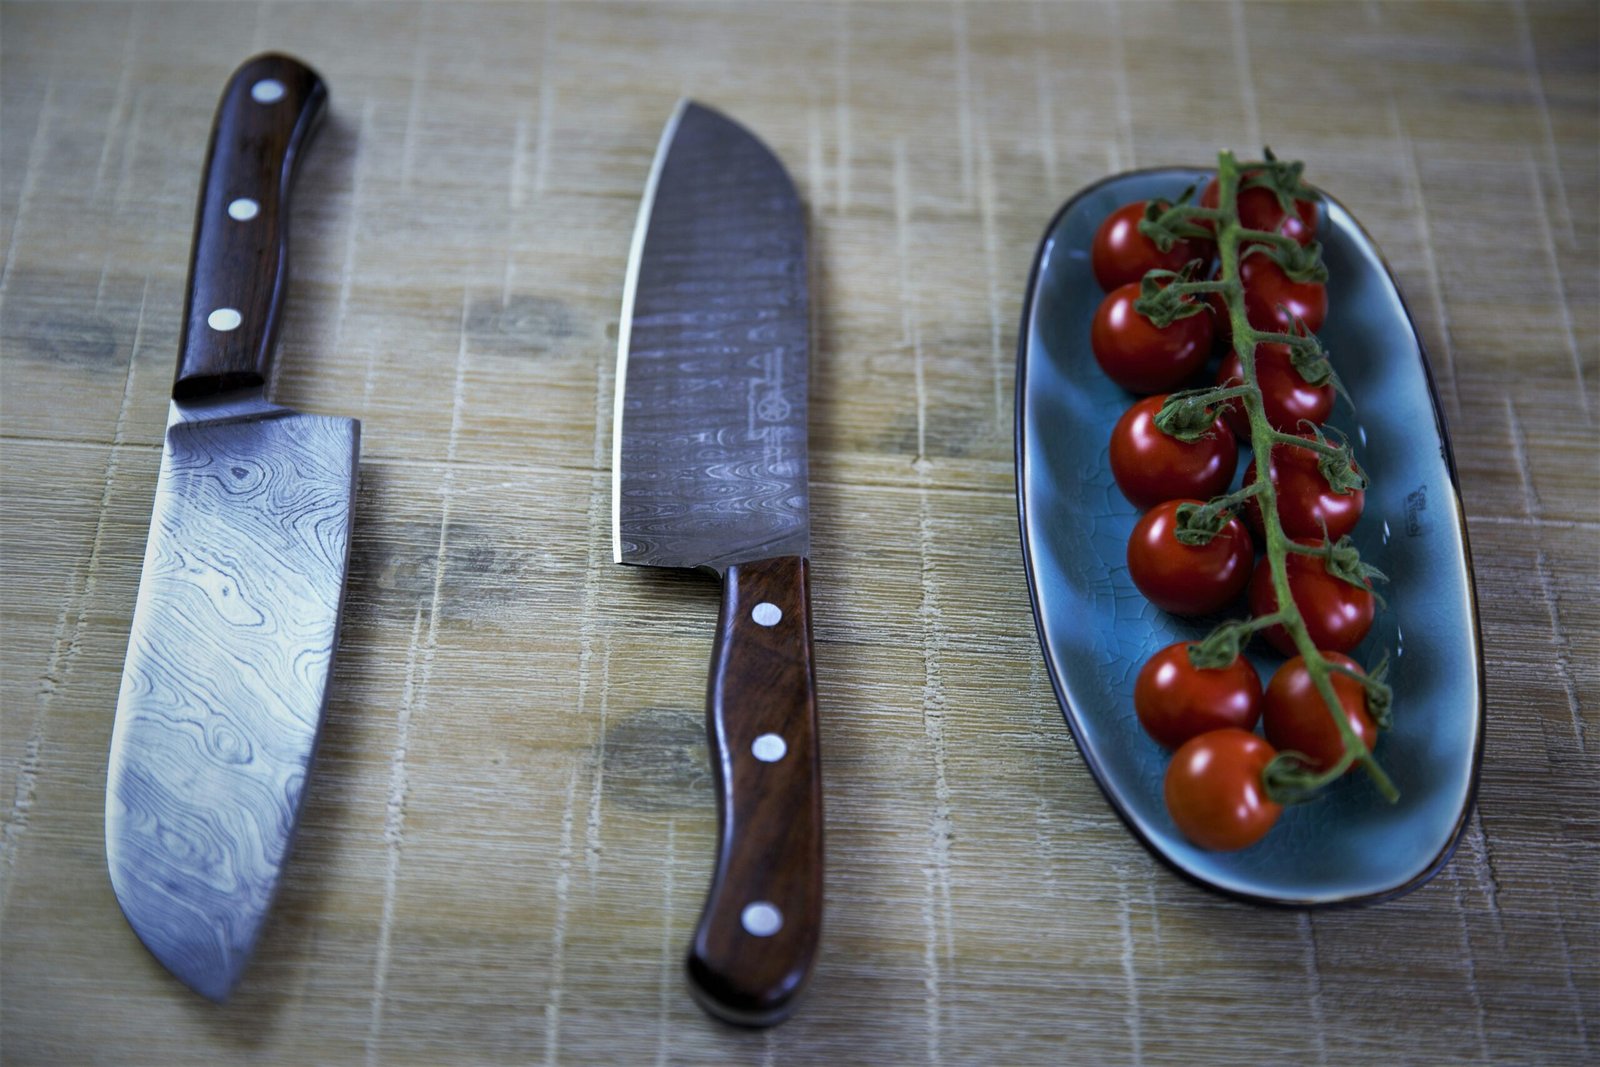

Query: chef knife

[614,101,821,1027]
[105,53,358,1002]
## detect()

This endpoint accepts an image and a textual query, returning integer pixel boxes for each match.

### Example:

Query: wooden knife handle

[173,53,327,400]
[688,555,823,1026]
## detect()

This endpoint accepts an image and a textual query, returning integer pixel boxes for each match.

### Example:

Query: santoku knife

[105,53,358,1002]
[614,100,822,1027]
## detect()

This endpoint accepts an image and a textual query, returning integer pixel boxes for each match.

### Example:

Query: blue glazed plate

[1015,168,1485,906]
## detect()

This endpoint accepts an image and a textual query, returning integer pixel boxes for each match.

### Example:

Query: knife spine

[612,98,690,565]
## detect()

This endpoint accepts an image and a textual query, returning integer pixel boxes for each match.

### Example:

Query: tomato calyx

[1332,650,1394,729]
[1136,187,1215,250]
[1185,613,1285,668]
[1132,261,1214,328]
[1286,534,1388,601]
[1243,238,1328,286]
[1153,388,1242,442]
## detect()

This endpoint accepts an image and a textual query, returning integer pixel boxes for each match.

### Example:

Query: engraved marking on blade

[251,79,286,104]
[208,308,242,332]
[752,733,787,762]
[741,901,782,937]
[227,198,260,221]
[751,602,782,627]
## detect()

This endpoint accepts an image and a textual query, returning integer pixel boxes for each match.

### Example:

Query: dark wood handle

[687,555,823,1027]
[173,53,327,399]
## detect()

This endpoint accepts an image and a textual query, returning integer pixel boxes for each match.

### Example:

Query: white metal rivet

[752,734,787,763]
[207,308,242,332]
[741,902,782,937]
[227,198,260,221]
[752,602,782,627]
[251,79,286,104]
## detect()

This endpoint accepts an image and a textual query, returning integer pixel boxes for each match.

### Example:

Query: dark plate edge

[1012,166,1487,909]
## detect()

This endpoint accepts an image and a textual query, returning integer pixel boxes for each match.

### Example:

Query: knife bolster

[688,554,823,1026]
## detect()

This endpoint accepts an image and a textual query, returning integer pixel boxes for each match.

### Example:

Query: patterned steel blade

[106,404,358,1001]
[614,101,809,572]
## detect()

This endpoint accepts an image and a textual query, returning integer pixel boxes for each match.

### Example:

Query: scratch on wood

[113,89,145,209]
[1228,0,1262,154]
[1298,914,1330,1067]
[834,5,852,212]
[976,104,1004,431]
[1505,399,1585,751]
[921,865,944,1067]
[1032,5,1058,193]
[1522,153,1590,422]
[952,1,975,206]
[0,277,146,911]
[1448,866,1493,1063]
[0,79,54,312]
[367,605,424,1067]
[509,116,531,211]
[1107,0,1135,170]
[655,818,676,1067]
[1513,0,1575,247]
[1463,813,1506,950]
[340,100,375,413]
[1389,100,1462,423]
[892,141,926,464]
[93,8,140,192]
[807,95,826,214]
[1114,867,1144,1066]
[399,12,431,196]
[543,762,580,1066]
[534,11,556,198]
[585,646,610,881]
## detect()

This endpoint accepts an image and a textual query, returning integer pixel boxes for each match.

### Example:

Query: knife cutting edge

[105,53,358,1002]
[614,100,823,1026]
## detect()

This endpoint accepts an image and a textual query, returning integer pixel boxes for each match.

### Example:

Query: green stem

[1211,151,1398,806]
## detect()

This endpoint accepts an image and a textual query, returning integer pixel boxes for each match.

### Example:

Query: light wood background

[2,2,1596,1064]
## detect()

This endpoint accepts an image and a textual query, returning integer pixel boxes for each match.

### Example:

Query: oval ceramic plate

[1015,168,1485,906]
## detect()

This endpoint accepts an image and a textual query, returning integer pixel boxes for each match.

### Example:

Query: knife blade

[105,53,358,1002]
[614,100,821,1027]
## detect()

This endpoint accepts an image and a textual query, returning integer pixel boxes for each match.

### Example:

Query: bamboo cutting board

[2,2,1596,1064]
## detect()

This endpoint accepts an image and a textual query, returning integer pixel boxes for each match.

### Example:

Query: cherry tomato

[1135,642,1263,749]
[1127,499,1253,616]
[1091,201,1211,291]
[1240,249,1326,335]
[1109,395,1238,510]
[1214,344,1335,436]
[1248,543,1376,655]
[1242,440,1364,542]
[1263,653,1376,773]
[1201,173,1318,245]
[1164,728,1282,851]
[1091,282,1214,394]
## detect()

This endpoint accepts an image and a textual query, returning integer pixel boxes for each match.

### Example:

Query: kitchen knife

[614,100,821,1027]
[105,53,357,1002]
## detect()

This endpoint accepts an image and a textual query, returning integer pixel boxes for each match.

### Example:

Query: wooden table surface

[2,2,1596,1064]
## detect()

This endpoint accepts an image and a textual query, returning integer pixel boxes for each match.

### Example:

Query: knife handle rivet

[250,79,286,104]
[207,308,242,332]
[227,198,260,221]
[740,901,782,938]
[751,602,782,627]
[752,733,787,763]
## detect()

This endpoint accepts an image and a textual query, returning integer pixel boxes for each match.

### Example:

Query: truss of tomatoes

[1089,160,1394,853]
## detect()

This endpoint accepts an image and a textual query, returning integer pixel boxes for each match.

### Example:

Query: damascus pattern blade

[614,102,810,572]
[106,408,357,1002]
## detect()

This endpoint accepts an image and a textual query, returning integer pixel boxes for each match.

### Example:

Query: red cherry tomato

[1242,441,1365,542]
[1248,544,1376,655]
[1091,201,1210,291]
[1091,282,1214,394]
[1127,499,1253,616]
[1164,728,1282,851]
[1109,395,1238,510]
[1240,249,1326,335]
[1201,173,1318,245]
[1214,344,1335,436]
[1263,653,1376,773]
[1135,643,1263,750]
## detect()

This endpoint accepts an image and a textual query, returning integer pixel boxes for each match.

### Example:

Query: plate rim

[1012,165,1487,908]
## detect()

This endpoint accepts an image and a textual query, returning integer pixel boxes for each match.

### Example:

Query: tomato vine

[1149,150,1398,806]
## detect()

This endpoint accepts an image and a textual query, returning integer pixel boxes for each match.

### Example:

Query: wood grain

[2,2,1596,1065]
